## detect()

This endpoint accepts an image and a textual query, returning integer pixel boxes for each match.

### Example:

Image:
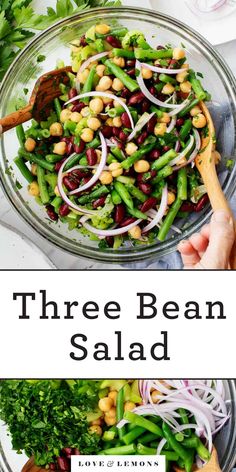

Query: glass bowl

[0,7,236,263]
[0,380,236,472]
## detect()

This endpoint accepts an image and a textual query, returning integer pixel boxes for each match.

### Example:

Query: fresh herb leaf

[37,54,46,63]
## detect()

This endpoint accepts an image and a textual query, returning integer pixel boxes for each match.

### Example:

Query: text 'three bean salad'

[15,25,218,250]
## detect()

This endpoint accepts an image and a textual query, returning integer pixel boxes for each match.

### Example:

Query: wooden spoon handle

[0,104,32,133]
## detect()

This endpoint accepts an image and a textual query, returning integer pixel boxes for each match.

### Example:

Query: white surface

[0,0,235,269]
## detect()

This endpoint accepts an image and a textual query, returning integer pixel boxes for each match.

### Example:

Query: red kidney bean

[80,35,87,47]
[73,138,85,154]
[119,130,128,142]
[63,176,78,191]
[149,86,156,96]
[140,197,158,213]
[128,91,145,105]
[121,87,131,99]
[82,175,92,185]
[49,463,56,470]
[55,158,66,173]
[112,126,121,137]
[73,448,80,455]
[71,169,88,180]
[149,149,161,161]
[136,130,148,146]
[121,112,131,128]
[168,59,179,69]
[120,217,136,227]
[68,88,78,100]
[114,204,125,224]
[181,201,196,212]
[86,148,97,166]
[59,203,70,217]
[106,35,121,48]
[126,59,136,67]
[92,196,107,209]
[61,137,71,143]
[163,145,170,152]
[57,456,69,471]
[195,194,209,212]
[142,100,151,113]
[176,118,185,127]
[105,236,114,247]
[101,125,113,138]
[62,448,73,457]
[156,45,165,50]
[147,115,157,134]
[66,142,73,155]
[123,167,135,176]
[71,102,85,113]
[111,137,124,149]
[138,182,152,195]
[126,68,136,76]
[46,205,58,221]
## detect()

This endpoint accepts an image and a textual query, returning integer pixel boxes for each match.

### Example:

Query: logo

[71,456,166,472]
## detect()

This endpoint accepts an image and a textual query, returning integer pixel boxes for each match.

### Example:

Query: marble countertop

[0,0,235,269]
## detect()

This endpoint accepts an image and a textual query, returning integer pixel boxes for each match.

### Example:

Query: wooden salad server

[0,66,72,133]
[196,101,236,268]
[22,457,47,472]
[174,446,221,472]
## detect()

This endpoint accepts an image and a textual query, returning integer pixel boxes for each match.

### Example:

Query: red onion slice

[169,134,195,166]
[166,116,177,133]
[127,112,155,142]
[65,91,134,129]
[194,0,226,12]
[69,132,107,195]
[142,185,168,233]
[173,129,201,170]
[80,216,142,237]
[157,438,167,455]
[77,52,109,76]
[139,61,188,75]
[136,60,190,110]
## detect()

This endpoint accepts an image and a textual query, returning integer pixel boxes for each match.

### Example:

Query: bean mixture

[14,24,218,249]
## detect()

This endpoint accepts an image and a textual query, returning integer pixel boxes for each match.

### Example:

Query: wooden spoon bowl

[174,446,221,472]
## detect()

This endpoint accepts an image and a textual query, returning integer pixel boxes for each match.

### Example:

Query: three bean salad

[14,24,218,249]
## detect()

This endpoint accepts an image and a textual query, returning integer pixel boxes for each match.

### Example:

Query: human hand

[178,210,235,269]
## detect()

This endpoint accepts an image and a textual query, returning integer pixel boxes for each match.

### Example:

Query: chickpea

[124,401,136,412]
[102,91,113,105]
[50,122,63,137]
[70,39,81,53]
[114,98,126,108]
[108,391,117,406]
[109,162,123,178]
[87,117,101,131]
[31,163,37,176]
[106,118,114,127]
[173,47,186,60]
[60,108,72,123]
[98,76,113,91]
[89,425,103,436]
[105,407,116,418]
[159,112,171,124]
[154,123,167,137]
[162,83,175,95]
[190,106,202,117]
[81,128,94,143]
[134,160,150,173]
[54,185,60,197]
[128,225,142,240]
[96,64,106,77]
[77,68,90,85]
[112,56,125,68]
[95,23,110,35]
[151,390,160,404]
[28,181,40,197]
[113,116,122,127]
[25,137,36,152]
[53,141,67,155]
[181,63,189,69]
[81,106,91,117]
[167,191,176,205]
[96,149,102,163]
[176,70,188,83]
[112,78,124,92]
[90,97,104,114]
[91,418,102,426]
[192,113,207,129]
[141,67,153,79]
[180,81,192,94]
[99,170,113,185]
[98,397,113,412]
[88,61,98,70]
[125,142,138,156]
[70,112,82,123]
[104,414,116,426]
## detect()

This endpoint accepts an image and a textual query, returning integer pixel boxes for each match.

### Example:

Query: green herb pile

[0,0,121,81]
[0,380,101,466]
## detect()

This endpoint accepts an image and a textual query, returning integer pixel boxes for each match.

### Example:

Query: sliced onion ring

[80,215,142,237]
[166,116,177,133]
[142,184,168,233]
[169,134,195,166]
[139,61,188,75]
[127,112,155,142]
[173,129,201,170]
[69,132,107,195]
[77,52,109,76]
[65,91,134,129]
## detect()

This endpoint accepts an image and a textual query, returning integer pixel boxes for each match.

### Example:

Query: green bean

[107,106,124,117]
[45,154,64,163]
[111,27,128,37]
[182,437,199,448]
[175,432,185,442]
[45,173,57,190]
[113,48,135,58]
[155,82,166,92]
[188,70,206,101]
[122,426,146,445]
[116,387,125,440]
[18,149,55,172]
[137,36,152,50]
[195,438,210,461]
[184,449,195,472]
[177,457,185,469]
[86,136,101,149]
[157,197,182,241]
[134,48,173,61]
[178,408,191,437]
[150,106,164,118]
[105,59,139,92]
[114,181,134,210]
[111,189,122,205]
[127,207,148,220]
[137,444,179,462]
[124,412,163,437]
[178,98,200,117]
[116,175,135,185]
[16,124,25,147]
[51,196,62,212]
[127,184,148,203]
[103,430,116,442]
[159,73,177,84]
[151,181,165,200]
[14,157,34,183]
[98,444,136,455]
[151,149,177,171]
[78,185,109,204]
[54,98,62,121]
[111,146,125,162]
[177,168,188,200]
[82,65,96,103]
[162,422,190,462]
[107,153,116,165]
[37,165,49,204]
[113,234,123,249]
[121,143,156,170]
[79,156,88,166]
[152,165,173,184]
[139,433,160,444]
[40,129,50,138]
[179,119,192,141]
[64,154,85,171]
[64,120,77,133]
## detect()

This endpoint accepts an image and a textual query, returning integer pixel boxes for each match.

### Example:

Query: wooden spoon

[196,101,236,268]
[0,66,72,133]
[22,457,47,472]
[174,446,221,472]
